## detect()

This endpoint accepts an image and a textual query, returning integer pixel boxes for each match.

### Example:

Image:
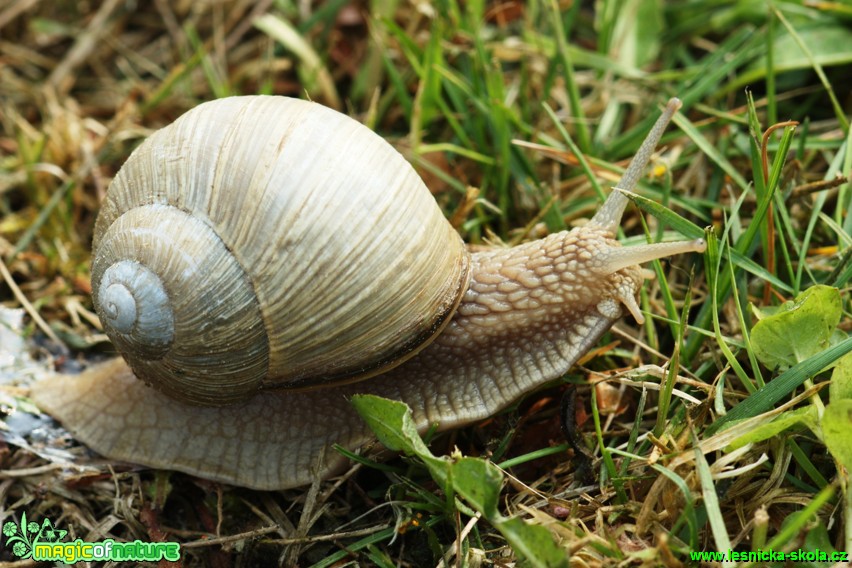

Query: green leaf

[822,401,852,470]
[764,485,835,555]
[829,352,852,402]
[494,517,569,568]
[451,458,502,519]
[350,394,450,490]
[751,285,842,370]
[351,395,568,567]
[801,520,839,566]
[610,0,662,68]
[742,25,852,83]
[351,394,422,453]
[725,406,819,451]
[708,336,852,435]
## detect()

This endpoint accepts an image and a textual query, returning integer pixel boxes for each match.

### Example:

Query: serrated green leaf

[751,285,841,370]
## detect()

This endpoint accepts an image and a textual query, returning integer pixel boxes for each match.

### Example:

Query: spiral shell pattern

[92,96,470,405]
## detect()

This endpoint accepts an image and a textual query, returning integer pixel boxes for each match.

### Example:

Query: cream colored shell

[92,96,471,406]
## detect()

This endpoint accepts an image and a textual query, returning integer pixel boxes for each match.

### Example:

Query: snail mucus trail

[31,96,705,490]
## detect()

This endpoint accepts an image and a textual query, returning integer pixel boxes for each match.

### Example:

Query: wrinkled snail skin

[30,96,705,490]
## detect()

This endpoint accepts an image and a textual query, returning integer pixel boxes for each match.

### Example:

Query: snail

[31,95,705,490]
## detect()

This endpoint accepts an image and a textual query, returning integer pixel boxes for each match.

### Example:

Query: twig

[0,463,68,478]
[437,512,482,568]
[181,525,281,548]
[789,175,848,199]
[262,524,389,545]
[0,256,61,345]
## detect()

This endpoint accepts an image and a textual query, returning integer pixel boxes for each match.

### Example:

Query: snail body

[32,96,704,490]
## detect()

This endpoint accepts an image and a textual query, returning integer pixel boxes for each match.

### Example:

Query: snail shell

[91,96,470,405]
[31,96,705,489]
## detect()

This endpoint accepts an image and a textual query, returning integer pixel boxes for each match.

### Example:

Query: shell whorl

[91,96,470,406]
[98,261,173,354]
[93,205,268,405]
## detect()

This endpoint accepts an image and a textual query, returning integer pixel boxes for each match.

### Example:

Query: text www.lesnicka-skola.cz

[689,548,847,563]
